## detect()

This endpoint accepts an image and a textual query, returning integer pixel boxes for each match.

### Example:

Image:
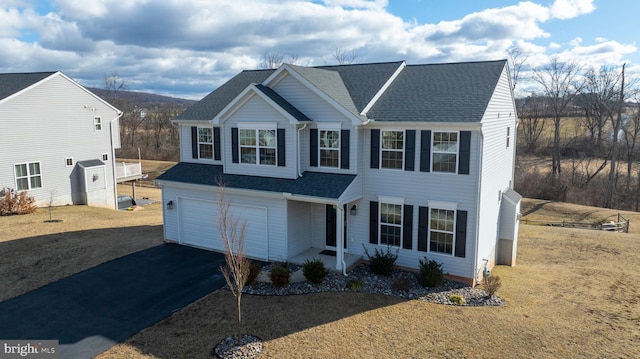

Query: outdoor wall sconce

[350,204,357,216]
[92,174,99,182]
[166,200,174,210]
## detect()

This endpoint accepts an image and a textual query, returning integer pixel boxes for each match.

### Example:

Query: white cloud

[0,0,635,99]
[550,0,595,20]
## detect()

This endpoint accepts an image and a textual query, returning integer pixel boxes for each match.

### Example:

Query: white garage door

[178,198,268,260]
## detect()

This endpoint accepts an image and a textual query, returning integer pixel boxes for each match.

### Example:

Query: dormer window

[198,127,213,159]
[240,128,276,165]
[319,130,340,168]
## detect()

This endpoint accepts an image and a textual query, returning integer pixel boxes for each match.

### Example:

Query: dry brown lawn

[3,194,639,358]
[0,185,163,302]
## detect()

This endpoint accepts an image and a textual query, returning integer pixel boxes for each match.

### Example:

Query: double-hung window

[429,208,455,254]
[15,162,42,191]
[240,128,276,165]
[381,130,403,169]
[198,127,213,159]
[319,130,340,168]
[94,116,102,131]
[432,132,458,173]
[379,201,403,247]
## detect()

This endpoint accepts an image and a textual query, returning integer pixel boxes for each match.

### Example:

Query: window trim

[378,196,405,247]
[238,128,278,166]
[431,131,459,174]
[380,129,405,170]
[14,161,42,191]
[318,128,341,168]
[94,116,102,131]
[197,127,214,159]
[65,157,73,167]
[427,201,459,256]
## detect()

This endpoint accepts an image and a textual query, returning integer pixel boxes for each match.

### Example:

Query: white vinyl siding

[287,200,312,257]
[0,73,119,208]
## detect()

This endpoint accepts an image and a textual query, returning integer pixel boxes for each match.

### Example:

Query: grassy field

[2,192,639,358]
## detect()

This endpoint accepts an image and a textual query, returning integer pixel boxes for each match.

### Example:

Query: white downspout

[297,124,308,177]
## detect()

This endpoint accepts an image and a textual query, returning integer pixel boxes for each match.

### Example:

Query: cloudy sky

[0,0,636,99]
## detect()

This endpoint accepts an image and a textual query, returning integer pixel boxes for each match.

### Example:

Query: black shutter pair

[191,126,221,160]
[370,129,416,171]
[368,201,413,250]
[417,206,467,258]
[231,128,286,166]
[310,129,350,169]
[419,130,471,174]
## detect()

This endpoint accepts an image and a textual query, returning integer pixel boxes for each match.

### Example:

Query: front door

[325,204,347,248]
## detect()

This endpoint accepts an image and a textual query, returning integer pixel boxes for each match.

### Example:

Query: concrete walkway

[0,243,226,359]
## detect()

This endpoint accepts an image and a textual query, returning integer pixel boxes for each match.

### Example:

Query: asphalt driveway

[0,243,226,358]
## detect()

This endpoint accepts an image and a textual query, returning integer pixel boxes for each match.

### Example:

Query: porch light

[166,200,174,210]
[350,204,357,216]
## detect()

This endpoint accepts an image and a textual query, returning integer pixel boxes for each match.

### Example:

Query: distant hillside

[87,87,196,107]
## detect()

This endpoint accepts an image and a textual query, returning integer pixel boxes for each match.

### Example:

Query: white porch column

[336,205,344,271]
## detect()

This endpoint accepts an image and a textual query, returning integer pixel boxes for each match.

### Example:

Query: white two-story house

[0,71,139,210]
[156,60,521,285]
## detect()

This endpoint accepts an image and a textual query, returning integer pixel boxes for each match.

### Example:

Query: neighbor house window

[65,158,73,167]
[240,129,276,165]
[94,116,102,131]
[198,127,213,159]
[381,130,403,169]
[15,162,42,191]
[432,132,458,173]
[319,130,340,168]
[102,153,109,161]
[380,202,402,246]
[429,208,455,254]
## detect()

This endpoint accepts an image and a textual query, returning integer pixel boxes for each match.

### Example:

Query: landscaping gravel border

[242,263,504,306]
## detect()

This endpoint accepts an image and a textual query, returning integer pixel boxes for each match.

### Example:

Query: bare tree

[606,63,627,208]
[215,181,250,343]
[517,93,547,153]
[532,56,583,182]
[507,45,528,91]
[578,66,622,148]
[103,73,126,103]
[332,46,358,65]
[622,93,640,190]
[260,51,299,69]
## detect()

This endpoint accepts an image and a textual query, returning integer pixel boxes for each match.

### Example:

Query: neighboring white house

[0,71,136,210]
[156,60,521,285]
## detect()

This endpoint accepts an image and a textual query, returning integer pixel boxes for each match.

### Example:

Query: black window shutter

[326,204,336,247]
[405,130,415,171]
[418,206,428,252]
[402,205,413,250]
[370,129,380,169]
[340,129,350,169]
[213,127,221,161]
[310,129,318,167]
[191,126,198,159]
[420,130,431,172]
[277,128,286,167]
[369,201,379,244]
[231,128,239,163]
[458,131,471,175]
[455,210,468,258]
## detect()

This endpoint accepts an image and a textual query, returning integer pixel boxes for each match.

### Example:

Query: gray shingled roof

[367,60,507,122]
[157,162,356,199]
[175,69,275,121]
[254,84,311,122]
[317,61,404,113]
[0,72,56,102]
[77,159,105,167]
[287,64,362,119]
